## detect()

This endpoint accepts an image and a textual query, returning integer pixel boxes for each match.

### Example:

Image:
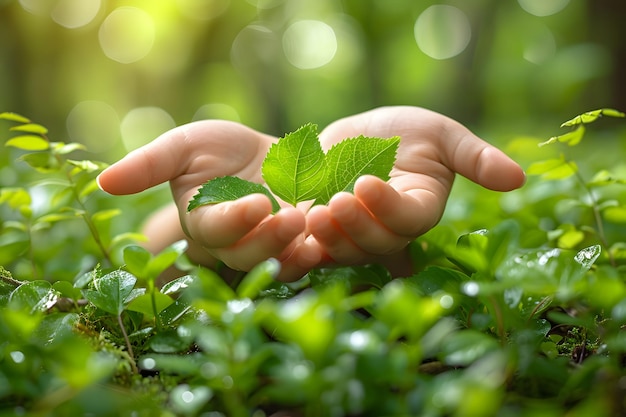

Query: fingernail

[95,173,107,193]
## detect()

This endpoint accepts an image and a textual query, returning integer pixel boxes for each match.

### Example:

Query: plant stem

[570,161,616,267]
[0,267,24,287]
[56,154,113,265]
[117,313,138,374]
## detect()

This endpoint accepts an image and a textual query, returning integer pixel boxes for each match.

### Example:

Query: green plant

[188,123,400,212]
[2,109,626,416]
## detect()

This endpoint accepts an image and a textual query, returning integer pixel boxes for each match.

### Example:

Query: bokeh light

[98,7,155,64]
[120,107,175,151]
[523,23,556,64]
[414,5,471,60]
[66,100,120,153]
[518,0,570,17]
[175,0,230,21]
[282,20,338,70]
[51,0,101,29]
[192,103,241,122]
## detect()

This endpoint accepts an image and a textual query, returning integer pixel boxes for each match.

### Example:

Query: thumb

[96,127,188,195]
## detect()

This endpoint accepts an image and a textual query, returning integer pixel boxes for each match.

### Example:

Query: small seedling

[188,123,400,212]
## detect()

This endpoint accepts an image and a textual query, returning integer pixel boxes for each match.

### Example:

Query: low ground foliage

[1,110,626,416]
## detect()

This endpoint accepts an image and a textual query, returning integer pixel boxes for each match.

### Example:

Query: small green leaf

[147,240,188,279]
[561,108,625,127]
[161,275,195,296]
[9,123,48,135]
[262,123,327,205]
[439,330,499,366]
[526,157,577,180]
[0,187,31,209]
[84,270,137,315]
[0,112,31,123]
[315,136,400,205]
[126,291,174,318]
[67,159,104,173]
[236,258,281,299]
[51,142,87,155]
[9,281,60,313]
[188,176,280,212]
[539,125,585,147]
[123,245,152,278]
[91,209,121,224]
[587,170,626,187]
[5,135,49,151]
[18,152,60,172]
[36,212,81,224]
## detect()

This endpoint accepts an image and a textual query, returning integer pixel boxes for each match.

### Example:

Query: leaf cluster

[3,110,626,416]
[188,123,400,212]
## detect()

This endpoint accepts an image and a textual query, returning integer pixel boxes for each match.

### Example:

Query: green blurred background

[1,0,624,157]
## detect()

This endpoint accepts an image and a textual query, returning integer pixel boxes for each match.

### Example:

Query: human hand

[96,120,321,280]
[97,107,526,282]
[306,106,526,272]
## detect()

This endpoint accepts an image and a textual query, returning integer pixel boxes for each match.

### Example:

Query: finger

[184,194,274,248]
[353,175,442,237]
[276,236,325,282]
[326,191,412,254]
[320,106,526,192]
[96,120,271,196]
[209,206,306,271]
[437,126,526,191]
[307,204,369,264]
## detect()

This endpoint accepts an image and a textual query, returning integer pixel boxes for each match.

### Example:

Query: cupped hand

[97,107,526,282]
[96,120,322,280]
[306,106,526,272]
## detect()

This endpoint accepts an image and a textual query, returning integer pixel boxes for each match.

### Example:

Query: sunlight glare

[51,0,101,29]
[414,5,471,60]
[120,107,175,151]
[518,0,570,17]
[283,19,337,70]
[99,7,155,64]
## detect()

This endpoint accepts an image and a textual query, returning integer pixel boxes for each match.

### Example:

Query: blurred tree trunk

[588,0,626,111]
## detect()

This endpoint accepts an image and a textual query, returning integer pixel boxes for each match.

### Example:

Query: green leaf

[526,157,577,180]
[124,241,187,281]
[0,112,31,123]
[439,330,499,366]
[9,123,48,135]
[262,123,327,205]
[5,135,49,151]
[560,108,625,127]
[84,270,137,315]
[18,152,60,172]
[67,159,105,173]
[236,258,281,299]
[315,135,400,205]
[51,142,87,155]
[188,176,280,212]
[539,125,585,147]
[0,187,31,209]
[123,245,152,278]
[91,209,121,224]
[36,212,81,224]
[149,240,188,277]
[161,275,195,296]
[126,291,174,318]
[586,170,626,187]
[9,281,60,313]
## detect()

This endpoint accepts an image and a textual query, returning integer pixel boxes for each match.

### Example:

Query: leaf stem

[569,160,616,267]
[54,152,113,265]
[0,267,24,287]
[117,313,138,374]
